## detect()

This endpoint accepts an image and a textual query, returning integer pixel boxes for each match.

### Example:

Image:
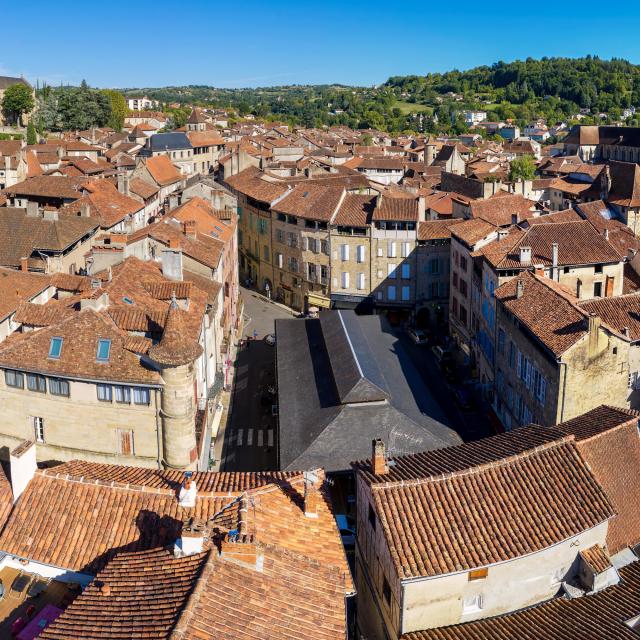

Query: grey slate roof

[146,132,192,152]
[276,311,461,472]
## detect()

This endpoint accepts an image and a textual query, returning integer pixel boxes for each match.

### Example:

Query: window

[97,384,112,402]
[509,341,516,369]
[133,388,150,405]
[468,568,488,581]
[462,594,484,614]
[276,229,285,243]
[368,504,377,530]
[49,337,63,359]
[401,286,410,301]
[387,285,396,301]
[263,245,269,261]
[460,256,468,272]
[387,241,396,258]
[5,370,24,389]
[341,272,349,289]
[388,264,397,279]
[382,578,391,605]
[595,264,603,274]
[115,385,131,404]
[594,282,603,297]
[49,378,70,397]
[31,416,45,443]
[401,263,410,279]
[357,273,365,290]
[96,339,111,362]
[340,244,350,261]
[429,258,440,274]
[401,242,411,258]
[117,429,134,456]
[356,245,365,263]
[276,253,283,269]
[321,240,329,255]
[27,373,46,393]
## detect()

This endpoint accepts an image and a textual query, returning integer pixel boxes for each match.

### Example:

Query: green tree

[26,121,37,145]
[509,155,537,182]
[102,90,127,131]
[1,83,34,126]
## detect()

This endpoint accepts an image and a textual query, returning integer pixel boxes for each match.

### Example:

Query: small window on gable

[96,339,111,362]
[49,337,63,359]
[382,577,391,605]
[468,568,488,581]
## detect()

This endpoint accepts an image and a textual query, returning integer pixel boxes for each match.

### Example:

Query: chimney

[372,439,389,475]
[178,472,197,508]
[117,173,130,196]
[516,279,524,299]
[26,200,39,217]
[603,228,609,241]
[417,195,426,221]
[20,257,29,272]
[4,156,10,170]
[81,202,91,217]
[303,471,321,518]
[43,210,59,221]
[174,517,205,557]
[623,326,630,338]
[219,533,261,569]
[588,313,601,357]
[10,440,37,502]
[161,246,183,281]
[183,220,197,239]
[534,264,545,277]
[519,246,532,265]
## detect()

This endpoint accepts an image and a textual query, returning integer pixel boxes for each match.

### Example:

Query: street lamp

[265,282,271,300]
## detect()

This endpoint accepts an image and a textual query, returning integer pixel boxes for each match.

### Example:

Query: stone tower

[149,296,203,470]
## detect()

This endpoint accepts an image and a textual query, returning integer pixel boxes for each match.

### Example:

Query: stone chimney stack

[161,246,184,282]
[372,439,389,476]
[10,440,37,503]
[516,279,524,299]
[519,246,532,266]
[117,173,130,197]
[174,517,205,557]
[80,202,91,217]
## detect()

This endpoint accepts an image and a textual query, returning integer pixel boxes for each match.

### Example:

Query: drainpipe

[154,388,163,469]
[559,359,568,423]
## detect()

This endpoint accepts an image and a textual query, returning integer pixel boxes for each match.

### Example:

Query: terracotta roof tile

[144,156,183,187]
[354,426,615,578]
[0,268,51,321]
[333,193,375,226]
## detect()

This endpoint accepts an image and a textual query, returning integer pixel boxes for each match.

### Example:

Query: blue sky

[4,1,640,89]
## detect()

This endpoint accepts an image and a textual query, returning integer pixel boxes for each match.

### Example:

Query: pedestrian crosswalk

[232,428,275,448]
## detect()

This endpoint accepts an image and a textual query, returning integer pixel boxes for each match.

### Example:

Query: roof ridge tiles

[370,432,575,490]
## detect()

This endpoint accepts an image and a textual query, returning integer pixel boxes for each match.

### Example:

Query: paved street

[218,287,292,471]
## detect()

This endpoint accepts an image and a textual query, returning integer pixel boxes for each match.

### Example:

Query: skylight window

[122,297,134,305]
[96,338,111,362]
[49,337,63,359]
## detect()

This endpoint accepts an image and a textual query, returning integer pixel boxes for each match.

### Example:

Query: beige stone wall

[401,522,609,633]
[0,373,161,466]
[330,231,371,298]
[371,230,417,305]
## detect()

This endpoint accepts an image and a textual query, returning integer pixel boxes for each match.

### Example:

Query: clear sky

[4,0,640,89]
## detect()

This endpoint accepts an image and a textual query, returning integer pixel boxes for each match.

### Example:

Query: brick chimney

[20,257,29,272]
[183,220,197,239]
[372,439,388,475]
[303,471,321,518]
[219,533,261,569]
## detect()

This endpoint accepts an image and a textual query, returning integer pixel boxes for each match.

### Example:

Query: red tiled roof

[355,426,614,578]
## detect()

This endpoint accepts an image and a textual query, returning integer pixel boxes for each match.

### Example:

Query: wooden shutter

[118,429,134,456]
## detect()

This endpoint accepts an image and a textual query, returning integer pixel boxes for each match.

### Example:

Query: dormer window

[96,339,111,362]
[49,337,63,359]
[122,297,134,305]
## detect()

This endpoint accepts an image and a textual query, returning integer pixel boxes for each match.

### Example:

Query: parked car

[453,386,474,412]
[407,327,428,345]
[264,333,276,346]
[335,514,356,548]
[432,345,453,365]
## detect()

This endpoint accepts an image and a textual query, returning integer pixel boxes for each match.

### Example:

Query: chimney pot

[100,584,111,596]
[20,257,29,272]
[178,472,197,508]
[372,438,389,475]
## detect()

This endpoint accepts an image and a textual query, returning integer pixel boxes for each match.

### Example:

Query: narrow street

[218,287,292,471]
